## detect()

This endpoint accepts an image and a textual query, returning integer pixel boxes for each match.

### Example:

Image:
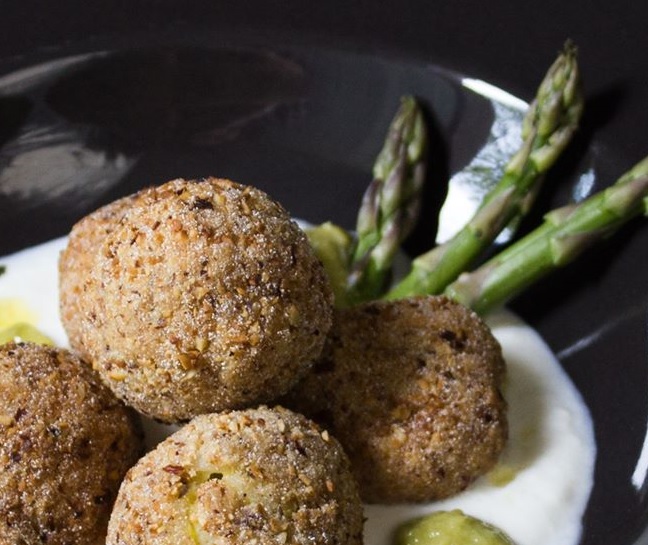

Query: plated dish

[0,235,596,545]
[0,24,647,545]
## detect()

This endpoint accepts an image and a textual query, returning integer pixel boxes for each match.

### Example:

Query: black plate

[1,2,647,544]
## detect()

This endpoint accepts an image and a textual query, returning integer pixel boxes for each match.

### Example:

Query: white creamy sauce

[0,237,596,545]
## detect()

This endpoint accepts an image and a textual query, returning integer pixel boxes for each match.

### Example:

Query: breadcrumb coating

[59,178,333,422]
[107,406,363,545]
[0,342,143,545]
[284,296,508,503]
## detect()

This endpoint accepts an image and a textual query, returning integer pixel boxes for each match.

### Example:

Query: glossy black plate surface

[1,2,647,544]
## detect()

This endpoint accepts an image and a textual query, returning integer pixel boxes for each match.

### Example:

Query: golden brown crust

[284,295,508,503]
[59,178,333,422]
[58,192,146,355]
[107,406,363,545]
[0,342,143,545]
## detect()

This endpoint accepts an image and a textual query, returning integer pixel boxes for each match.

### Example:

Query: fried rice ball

[283,296,508,503]
[59,178,333,423]
[107,406,364,545]
[0,342,143,545]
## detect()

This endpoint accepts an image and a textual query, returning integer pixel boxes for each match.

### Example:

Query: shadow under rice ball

[59,178,333,423]
[107,406,364,545]
[283,296,508,504]
[0,342,143,545]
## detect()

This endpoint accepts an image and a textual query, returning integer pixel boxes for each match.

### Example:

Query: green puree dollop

[394,510,515,545]
[304,221,353,307]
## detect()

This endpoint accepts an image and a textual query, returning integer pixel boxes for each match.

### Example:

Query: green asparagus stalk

[445,155,648,314]
[386,42,583,300]
[346,95,428,304]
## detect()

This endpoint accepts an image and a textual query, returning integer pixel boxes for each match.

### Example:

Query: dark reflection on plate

[0,95,32,148]
[0,46,311,252]
[0,44,492,253]
[44,47,308,148]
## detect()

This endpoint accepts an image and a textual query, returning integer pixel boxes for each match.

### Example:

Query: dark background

[0,0,645,160]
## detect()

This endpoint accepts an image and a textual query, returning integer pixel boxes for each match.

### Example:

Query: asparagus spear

[445,156,648,314]
[386,42,583,300]
[346,95,428,304]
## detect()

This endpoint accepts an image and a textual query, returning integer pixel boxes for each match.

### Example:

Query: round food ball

[107,406,364,545]
[58,191,143,354]
[0,342,143,545]
[59,178,334,423]
[284,296,508,503]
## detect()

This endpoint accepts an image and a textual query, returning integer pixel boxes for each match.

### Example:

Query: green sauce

[304,221,353,307]
[0,323,54,346]
[0,298,53,345]
[394,510,515,545]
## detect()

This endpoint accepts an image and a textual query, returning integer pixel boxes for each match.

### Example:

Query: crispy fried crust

[107,406,364,545]
[0,342,143,545]
[284,296,508,503]
[59,178,333,422]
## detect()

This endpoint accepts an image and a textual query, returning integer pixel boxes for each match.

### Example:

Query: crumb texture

[59,178,333,422]
[284,295,508,503]
[107,406,363,545]
[0,342,143,545]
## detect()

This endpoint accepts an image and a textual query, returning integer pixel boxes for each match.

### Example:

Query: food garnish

[387,42,583,300]
[346,95,428,305]
[446,155,648,313]
[394,510,514,545]
[307,42,647,318]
